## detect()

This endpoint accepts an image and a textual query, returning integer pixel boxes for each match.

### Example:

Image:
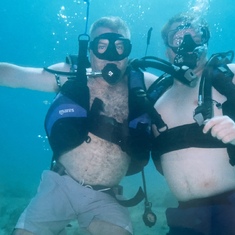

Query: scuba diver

[0,14,158,235]
[149,12,235,235]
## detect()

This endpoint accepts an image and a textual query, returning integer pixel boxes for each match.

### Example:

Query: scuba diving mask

[90,33,132,61]
[167,23,210,69]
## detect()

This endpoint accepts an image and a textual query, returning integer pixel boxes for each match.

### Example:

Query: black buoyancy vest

[88,68,152,175]
[44,78,90,159]
[44,55,152,175]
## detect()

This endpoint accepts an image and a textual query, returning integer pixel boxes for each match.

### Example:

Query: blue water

[0,0,234,234]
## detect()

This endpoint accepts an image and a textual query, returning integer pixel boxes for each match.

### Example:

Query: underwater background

[0,0,234,234]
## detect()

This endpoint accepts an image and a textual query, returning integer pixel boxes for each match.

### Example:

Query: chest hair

[88,79,129,123]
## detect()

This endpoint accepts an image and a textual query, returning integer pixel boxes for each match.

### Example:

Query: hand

[203,116,235,145]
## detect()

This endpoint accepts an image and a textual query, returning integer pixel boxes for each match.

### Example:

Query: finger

[203,119,216,134]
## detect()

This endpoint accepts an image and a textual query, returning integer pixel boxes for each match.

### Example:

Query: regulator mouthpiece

[101,63,121,85]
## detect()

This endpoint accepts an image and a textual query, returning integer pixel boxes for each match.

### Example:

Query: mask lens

[97,39,109,54]
[97,39,125,55]
[167,24,206,48]
[90,33,132,61]
[115,40,125,55]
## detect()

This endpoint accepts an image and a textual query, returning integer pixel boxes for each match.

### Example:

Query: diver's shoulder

[227,63,235,83]
[228,63,235,72]
[143,71,158,89]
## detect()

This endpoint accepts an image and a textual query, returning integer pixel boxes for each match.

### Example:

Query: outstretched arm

[0,62,69,92]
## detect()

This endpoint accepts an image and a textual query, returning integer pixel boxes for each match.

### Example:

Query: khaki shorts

[15,170,133,235]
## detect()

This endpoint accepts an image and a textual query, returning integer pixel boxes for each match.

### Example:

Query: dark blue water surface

[0,0,234,234]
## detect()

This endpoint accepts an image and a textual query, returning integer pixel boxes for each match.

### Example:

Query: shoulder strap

[128,68,146,91]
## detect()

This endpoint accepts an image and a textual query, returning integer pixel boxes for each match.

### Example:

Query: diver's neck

[193,58,207,77]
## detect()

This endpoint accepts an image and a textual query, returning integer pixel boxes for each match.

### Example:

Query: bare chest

[60,80,130,185]
[89,81,129,122]
[155,85,226,128]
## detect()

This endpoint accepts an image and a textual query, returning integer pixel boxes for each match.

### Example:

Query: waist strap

[152,122,226,160]
[51,161,145,207]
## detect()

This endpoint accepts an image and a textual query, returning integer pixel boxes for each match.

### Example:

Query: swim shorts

[14,170,133,235]
[166,190,235,235]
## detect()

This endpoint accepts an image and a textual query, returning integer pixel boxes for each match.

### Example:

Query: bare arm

[0,62,69,92]
[203,116,235,145]
[202,63,235,145]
